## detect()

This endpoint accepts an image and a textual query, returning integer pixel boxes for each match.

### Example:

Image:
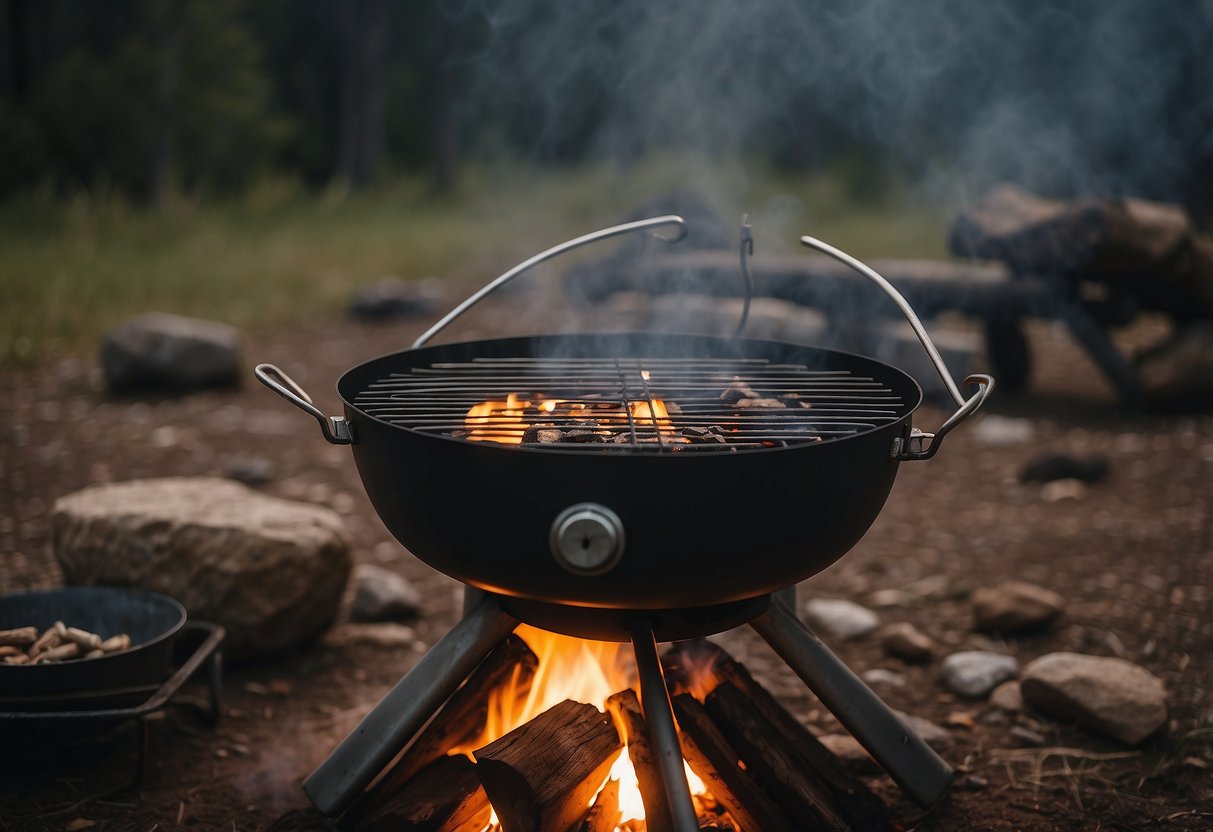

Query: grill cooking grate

[352,356,907,452]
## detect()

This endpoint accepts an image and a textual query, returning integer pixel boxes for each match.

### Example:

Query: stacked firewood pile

[347,637,892,832]
[0,622,131,665]
[950,184,1213,405]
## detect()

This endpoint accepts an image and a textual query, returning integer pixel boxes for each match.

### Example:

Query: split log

[705,683,849,831]
[358,754,490,832]
[579,777,621,832]
[474,699,622,832]
[665,640,891,832]
[607,688,674,832]
[0,626,37,647]
[356,634,538,818]
[671,693,791,832]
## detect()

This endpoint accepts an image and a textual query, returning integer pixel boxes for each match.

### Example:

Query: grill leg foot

[751,596,954,807]
[303,594,519,816]
[630,623,701,832]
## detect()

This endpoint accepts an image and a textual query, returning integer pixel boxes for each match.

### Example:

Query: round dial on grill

[549,503,625,575]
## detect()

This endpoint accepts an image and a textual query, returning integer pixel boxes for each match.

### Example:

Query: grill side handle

[411,214,688,348]
[798,234,994,461]
[254,363,353,445]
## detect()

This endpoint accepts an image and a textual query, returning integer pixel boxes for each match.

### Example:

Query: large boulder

[53,477,351,659]
[100,312,244,393]
[1021,652,1167,745]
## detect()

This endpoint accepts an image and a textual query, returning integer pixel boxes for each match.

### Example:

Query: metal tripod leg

[751,596,953,807]
[304,594,519,816]
[630,623,701,832]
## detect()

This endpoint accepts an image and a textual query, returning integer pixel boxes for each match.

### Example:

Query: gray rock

[53,477,350,659]
[861,668,906,689]
[803,598,880,640]
[1020,652,1167,745]
[972,415,1036,446]
[973,580,1064,633]
[895,710,953,750]
[101,312,243,393]
[817,735,879,774]
[348,276,443,320]
[350,564,422,622]
[880,622,936,663]
[222,455,277,486]
[940,651,1019,698]
[989,680,1024,712]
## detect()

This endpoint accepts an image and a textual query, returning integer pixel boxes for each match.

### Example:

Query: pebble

[1019,453,1109,484]
[972,415,1036,446]
[1020,652,1167,745]
[895,710,953,750]
[350,564,423,622]
[1041,478,1088,502]
[940,651,1019,698]
[1008,725,1047,747]
[880,622,936,663]
[861,668,906,689]
[222,455,277,486]
[988,680,1024,712]
[972,580,1064,633]
[803,598,879,640]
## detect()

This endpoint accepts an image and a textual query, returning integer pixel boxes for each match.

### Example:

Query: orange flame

[465,394,677,445]
[453,624,707,830]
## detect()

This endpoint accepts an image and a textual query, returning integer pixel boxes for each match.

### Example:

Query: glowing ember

[453,624,708,831]
[464,394,676,445]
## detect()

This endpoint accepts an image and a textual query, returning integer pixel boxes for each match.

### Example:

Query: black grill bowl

[0,586,186,708]
[338,333,923,610]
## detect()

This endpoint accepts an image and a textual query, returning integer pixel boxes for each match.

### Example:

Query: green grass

[0,159,954,368]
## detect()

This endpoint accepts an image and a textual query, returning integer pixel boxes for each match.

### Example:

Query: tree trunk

[150,0,190,204]
[6,0,30,104]
[334,0,386,188]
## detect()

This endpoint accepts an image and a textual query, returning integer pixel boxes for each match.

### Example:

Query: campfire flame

[465,394,676,444]
[451,624,708,830]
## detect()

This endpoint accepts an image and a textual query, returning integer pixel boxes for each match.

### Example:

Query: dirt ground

[1,281,1211,831]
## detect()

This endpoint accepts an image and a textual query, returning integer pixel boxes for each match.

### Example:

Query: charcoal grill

[256,216,993,828]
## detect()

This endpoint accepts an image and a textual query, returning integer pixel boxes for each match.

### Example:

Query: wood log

[474,699,622,832]
[665,640,891,832]
[606,689,674,832]
[705,683,849,832]
[671,693,791,832]
[358,754,490,832]
[579,777,621,832]
[355,634,538,820]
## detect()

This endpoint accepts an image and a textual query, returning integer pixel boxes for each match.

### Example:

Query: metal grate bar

[352,356,908,453]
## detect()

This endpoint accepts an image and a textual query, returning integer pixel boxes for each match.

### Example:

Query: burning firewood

[706,683,849,831]
[579,777,621,832]
[664,640,892,832]
[358,754,490,832]
[353,634,538,821]
[606,689,675,832]
[473,699,622,832]
[671,694,791,832]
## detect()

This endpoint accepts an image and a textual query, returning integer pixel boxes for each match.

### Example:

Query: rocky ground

[1,279,1211,831]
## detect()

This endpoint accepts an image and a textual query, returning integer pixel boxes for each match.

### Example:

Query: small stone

[940,651,1019,698]
[323,622,416,648]
[868,588,913,608]
[961,775,987,790]
[1020,652,1167,745]
[1041,478,1088,502]
[222,456,276,486]
[946,711,976,728]
[973,580,1064,633]
[349,564,423,622]
[348,276,443,320]
[1019,453,1109,484]
[880,622,936,663]
[817,735,879,774]
[100,312,244,394]
[972,415,1035,446]
[803,598,879,640]
[1008,725,1047,747]
[989,681,1024,712]
[895,711,953,750]
[862,668,906,689]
